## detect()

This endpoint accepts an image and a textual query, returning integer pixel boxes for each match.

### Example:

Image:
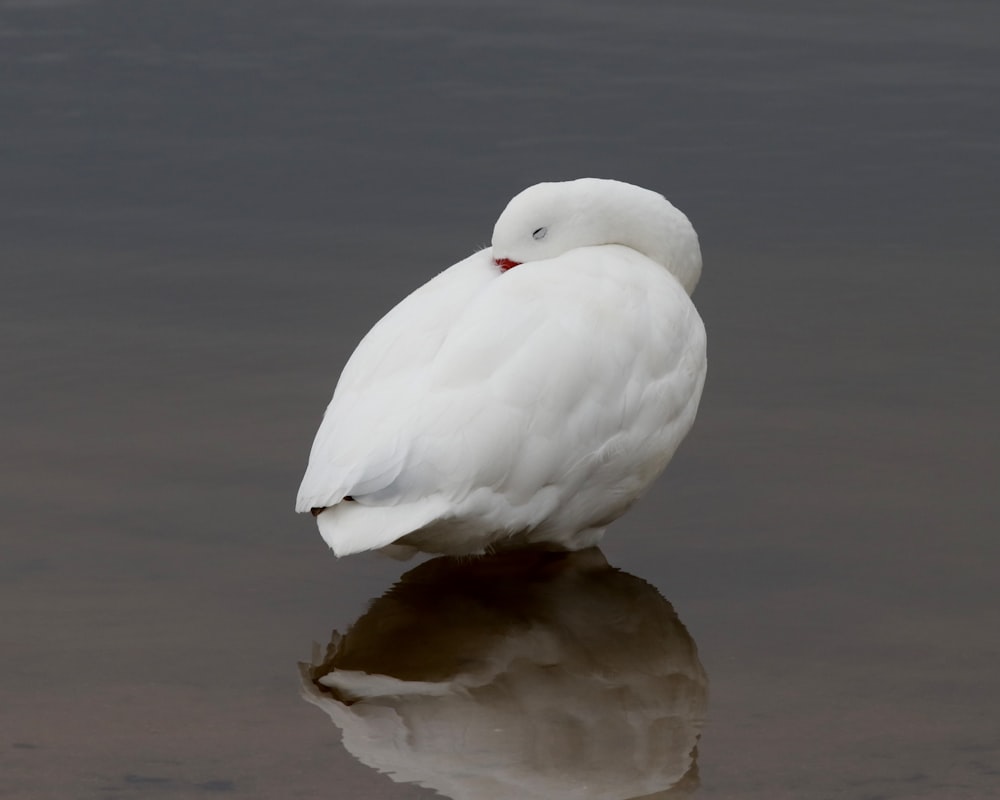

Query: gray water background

[2,1,998,797]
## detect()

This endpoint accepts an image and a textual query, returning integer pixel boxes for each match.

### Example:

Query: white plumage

[296,178,707,557]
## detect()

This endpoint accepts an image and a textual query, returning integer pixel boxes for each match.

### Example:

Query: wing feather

[295,249,496,511]
[297,243,706,551]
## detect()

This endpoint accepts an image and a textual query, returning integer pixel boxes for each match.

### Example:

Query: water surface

[2,1,998,798]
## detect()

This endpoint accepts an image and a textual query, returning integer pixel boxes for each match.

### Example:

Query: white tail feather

[315,497,451,557]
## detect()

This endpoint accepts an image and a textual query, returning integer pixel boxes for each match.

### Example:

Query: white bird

[296,178,707,557]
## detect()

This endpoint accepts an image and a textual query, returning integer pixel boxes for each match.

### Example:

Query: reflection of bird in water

[301,548,708,799]
[296,178,707,558]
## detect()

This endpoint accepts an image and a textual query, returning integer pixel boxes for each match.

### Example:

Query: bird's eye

[532,227,548,240]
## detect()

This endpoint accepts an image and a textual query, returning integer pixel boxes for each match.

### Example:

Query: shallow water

[2,1,999,798]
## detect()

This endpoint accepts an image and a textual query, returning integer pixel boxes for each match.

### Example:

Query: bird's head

[490,178,702,294]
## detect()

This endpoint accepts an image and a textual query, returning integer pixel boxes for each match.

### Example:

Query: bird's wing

[295,249,498,512]
[298,245,705,531]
